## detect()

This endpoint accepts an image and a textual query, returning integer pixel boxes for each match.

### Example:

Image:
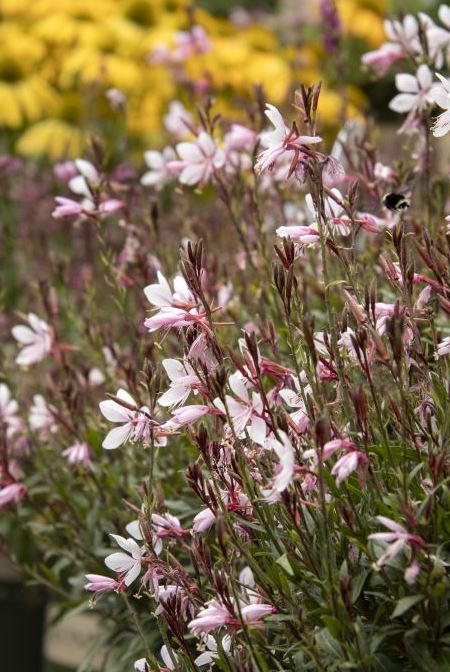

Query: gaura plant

[1,3,450,671]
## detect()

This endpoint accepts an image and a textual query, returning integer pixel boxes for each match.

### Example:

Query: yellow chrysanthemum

[16,119,83,158]
[337,0,385,48]
[60,48,143,91]
[317,87,364,126]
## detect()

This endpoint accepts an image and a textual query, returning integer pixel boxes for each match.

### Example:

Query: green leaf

[391,594,424,618]
[276,553,294,577]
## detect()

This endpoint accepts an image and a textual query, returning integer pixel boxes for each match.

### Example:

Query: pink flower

[163,100,194,137]
[104,534,145,586]
[99,388,167,450]
[12,313,53,366]
[276,225,320,247]
[174,25,211,61]
[256,104,322,176]
[214,372,267,446]
[437,336,450,356]
[188,600,233,634]
[192,507,216,533]
[62,441,92,468]
[331,449,369,486]
[53,160,77,182]
[361,43,403,75]
[240,603,275,624]
[169,132,225,186]
[189,598,274,634]
[224,124,257,152]
[152,513,186,540]
[167,404,215,427]
[52,196,83,219]
[84,574,120,597]
[368,516,425,569]
[0,482,26,508]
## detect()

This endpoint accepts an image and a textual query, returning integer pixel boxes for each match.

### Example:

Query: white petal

[11,325,35,344]
[99,399,130,422]
[389,93,415,113]
[124,562,141,586]
[395,73,419,93]
[104,552,134,572]
[102,424,131,449]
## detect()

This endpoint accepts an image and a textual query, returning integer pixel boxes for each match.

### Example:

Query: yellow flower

[317,87,364,126]
[337,0,385,48]
[0,24,58,127]
[16,119,83,158]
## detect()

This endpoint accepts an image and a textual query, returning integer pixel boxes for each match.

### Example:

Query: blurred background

[0,0,442,670]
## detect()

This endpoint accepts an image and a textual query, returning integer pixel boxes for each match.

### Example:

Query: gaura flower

[263,432,295,502]
[158,358,201,408]
[214,371,267,446]
[437,336,450,356]
[256,104,322,177]
[141,147,176,189]
[99,388,167,450]
[168,132,225,186]
[368,516,425,569]
[144,271,210,335]
[29,394,57,434]
[62,441,92,468]
[11,313,53,366]
[188,598,274,634]
[389,65,436,132]
[84,574,121,598]
[0,383,21,437]
[0,482,26,508]
[194,635,232,667]
[104,534,145,586]
[430,72,450,137]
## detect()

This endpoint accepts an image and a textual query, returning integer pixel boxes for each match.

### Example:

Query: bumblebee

[382,192,410,212]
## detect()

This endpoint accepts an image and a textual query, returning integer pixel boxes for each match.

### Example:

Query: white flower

[213,372,267,446]
[11,313,53,366]
[141,147,176,189]
[68,158,100,199]
[263,432,295,501]
[99,388,166,450]
[256,104,321,175]
[158,359,201,408]
[163,100,194,137]
[194,634,232,666]
[144,271,196,309]
[389,65,435,130]
[0,384,21,437]
[170,132,225,186]
[104,534,144,586]
[29,395,57,433]
[430,72,450,137]
[278,378,309,433]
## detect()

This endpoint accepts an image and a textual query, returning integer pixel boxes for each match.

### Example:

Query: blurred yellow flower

[0,0,385,158]
[16,120,83,158]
